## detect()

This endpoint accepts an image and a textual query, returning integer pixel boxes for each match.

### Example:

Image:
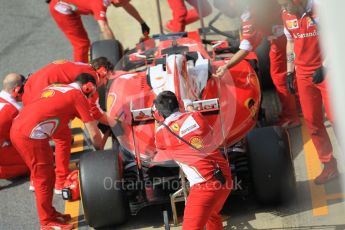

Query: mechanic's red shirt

[23,60,99,105]
[154,111,230,186]
[0,91,21,146]
[282,0,322,75]
[50,0,109,21]
[239,2,285,51]
[13,83,93,139]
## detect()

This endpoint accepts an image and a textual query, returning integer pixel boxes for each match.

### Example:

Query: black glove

[286,72,296,94]
[312,66,325,84]
[141,22,150,35]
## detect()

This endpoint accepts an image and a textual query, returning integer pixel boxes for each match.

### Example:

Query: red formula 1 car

[78,31,296,229]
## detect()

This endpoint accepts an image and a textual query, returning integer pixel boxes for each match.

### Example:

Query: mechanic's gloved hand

[312,66,325,84]
[141,22,150,35]
[286,72,296,94]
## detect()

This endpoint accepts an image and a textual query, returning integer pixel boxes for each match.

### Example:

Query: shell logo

[41,89,55,98]
[189,136,204,149]
[286,19,298,29]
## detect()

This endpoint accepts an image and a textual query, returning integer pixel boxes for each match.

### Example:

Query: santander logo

[293,30,318,39]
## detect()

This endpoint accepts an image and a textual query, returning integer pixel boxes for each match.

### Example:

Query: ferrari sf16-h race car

[78,31,296,229]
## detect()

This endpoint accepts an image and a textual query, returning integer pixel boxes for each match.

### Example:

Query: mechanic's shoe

[314,158,339,185]
[54,212,72,223]
[275,118,301,129]
[29,180,34,192]
[40,220,73,230]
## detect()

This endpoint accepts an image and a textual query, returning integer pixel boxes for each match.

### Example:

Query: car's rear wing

[130,98,220,122]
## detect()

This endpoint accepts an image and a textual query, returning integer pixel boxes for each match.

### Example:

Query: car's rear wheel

[79,149,129,228]
[247,126,296,204]
[90,39,123,68]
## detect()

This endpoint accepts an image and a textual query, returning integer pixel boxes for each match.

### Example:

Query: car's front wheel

[79,149,129,228]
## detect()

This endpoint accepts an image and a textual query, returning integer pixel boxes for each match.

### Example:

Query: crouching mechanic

[152,91,232,230]
[22,57,114,193]
[10,73,103,230]
[0,73,29,179]
[48,0,150,63]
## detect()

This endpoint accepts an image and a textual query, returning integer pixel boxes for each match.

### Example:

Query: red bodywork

[106,32,261,160]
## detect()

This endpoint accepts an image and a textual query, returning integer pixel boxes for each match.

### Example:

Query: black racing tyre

[255,38,274,90]
[90,39,123,67]
[90,40,123,111]
[247,126,296,204]
[79,149,129,228]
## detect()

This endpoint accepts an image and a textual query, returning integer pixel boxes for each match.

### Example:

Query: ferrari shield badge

[170,123,180,132]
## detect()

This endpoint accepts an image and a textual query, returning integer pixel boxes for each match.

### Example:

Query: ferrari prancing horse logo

[171,123,180,132]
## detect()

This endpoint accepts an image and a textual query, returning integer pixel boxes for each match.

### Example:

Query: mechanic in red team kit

[22,57,113,105]
[165,0,212,32]
[214,0,299,128]
[48,0,150,62]
[22,57,114,193]
[10,74,103,230]
[0,73,29,179]
[277,0,338,184]
[152,91,231,230]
